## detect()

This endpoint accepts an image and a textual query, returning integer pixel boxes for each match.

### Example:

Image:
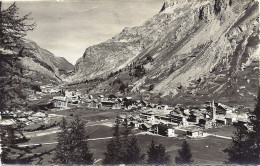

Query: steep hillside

[20,39,74,83]
[71,0,259,105]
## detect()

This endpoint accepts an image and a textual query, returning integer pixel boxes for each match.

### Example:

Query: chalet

[215,115,226,126]
[139,110,155,123]
[117,115,127,123]
[52,96,68,108]
[32,112,45,117]
[65,90,81,103]
[98,95,105,101]
[153,124,175,137]
[204,101,212,108]
[129,115,140,122]
[188,113,199,123]
[156,105,169,110]
[125,97,132,100]
[88,99,102,108]
[183,109,191,116]
[216,103,233,115]
[139,123,152,131]
[108,94,117,100]
[225,114,237,125]
[147,103,155,108]
[237,114,249,124]
[186,129,204,138]
[129,121,140,128]
[170,111,188,125]
[101,100,121,109]
[151,109,172,122]
[40,84,53,93]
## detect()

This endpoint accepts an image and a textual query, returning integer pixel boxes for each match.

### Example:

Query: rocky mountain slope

[20,39,74,83]
[70,0,259,105]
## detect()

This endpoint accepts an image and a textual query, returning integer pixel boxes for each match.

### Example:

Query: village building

[129,121,140,128]
[170,110,188,125]
[156,105,169,110]
[108,94,117,100]
[98,95,105,101]
[186,129,204,138]
[101,100,121,109]
[52,96,68,108]
[237,113,250,125]
[215,103,233,115]
[215,115,227,126]
[88,99,102,108]
[139,110,155,123]
[225,113,237,125]
[139,122,152,131]
[152,124,175,137]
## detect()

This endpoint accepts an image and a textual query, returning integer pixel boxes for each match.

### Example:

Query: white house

[52,96,68,108]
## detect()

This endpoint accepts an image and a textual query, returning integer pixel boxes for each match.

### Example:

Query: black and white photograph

[0,0,259,165]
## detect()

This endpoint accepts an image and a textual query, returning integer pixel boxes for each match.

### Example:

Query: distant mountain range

[65,0,258,105]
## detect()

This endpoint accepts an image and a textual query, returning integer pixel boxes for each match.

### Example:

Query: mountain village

[0,0,259,164]
[1,83,251,140]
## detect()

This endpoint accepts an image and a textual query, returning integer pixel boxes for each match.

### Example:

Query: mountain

[20,39,74,83]
[70,0,259,106]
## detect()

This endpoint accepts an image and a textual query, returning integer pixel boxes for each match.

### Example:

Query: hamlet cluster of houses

[0,110,51,126]
[116,100,252,138]
[46,87,253,138]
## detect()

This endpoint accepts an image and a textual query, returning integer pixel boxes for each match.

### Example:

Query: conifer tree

[121,115,130,159]
[53,118,71,164]
[226,88,260,164]
[147,140,170,164]
[0,1,35,163]
[226,123,249,164]
[53,117,93,165]
[175,140,193,165]
[125,134,144,164]
[69,116,93,165]
[103,115,123,164]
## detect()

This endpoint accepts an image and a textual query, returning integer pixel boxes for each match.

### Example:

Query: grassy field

[204,126,235,137]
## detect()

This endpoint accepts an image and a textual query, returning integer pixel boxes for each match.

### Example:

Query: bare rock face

[72,0,259,98]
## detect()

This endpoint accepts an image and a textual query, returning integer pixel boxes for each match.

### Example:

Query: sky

[2,0,164,64]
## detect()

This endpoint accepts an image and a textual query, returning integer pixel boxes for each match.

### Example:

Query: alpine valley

[64,0,259,107]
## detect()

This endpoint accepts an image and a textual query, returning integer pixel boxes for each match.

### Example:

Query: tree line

[53,115,193,165]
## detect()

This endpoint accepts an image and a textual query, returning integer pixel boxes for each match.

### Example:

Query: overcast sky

[3,0,164,64]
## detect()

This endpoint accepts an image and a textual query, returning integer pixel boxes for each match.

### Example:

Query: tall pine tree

[175,140,193,165]
[103,115,123,164]
[69,116,93,165]
[226,123,249,164]
[147,140,171,164]
[226,88,260,164]
[53,117,93,165]
[0,1,35,163]
[53,118,71,164]
[124,134,144,164]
